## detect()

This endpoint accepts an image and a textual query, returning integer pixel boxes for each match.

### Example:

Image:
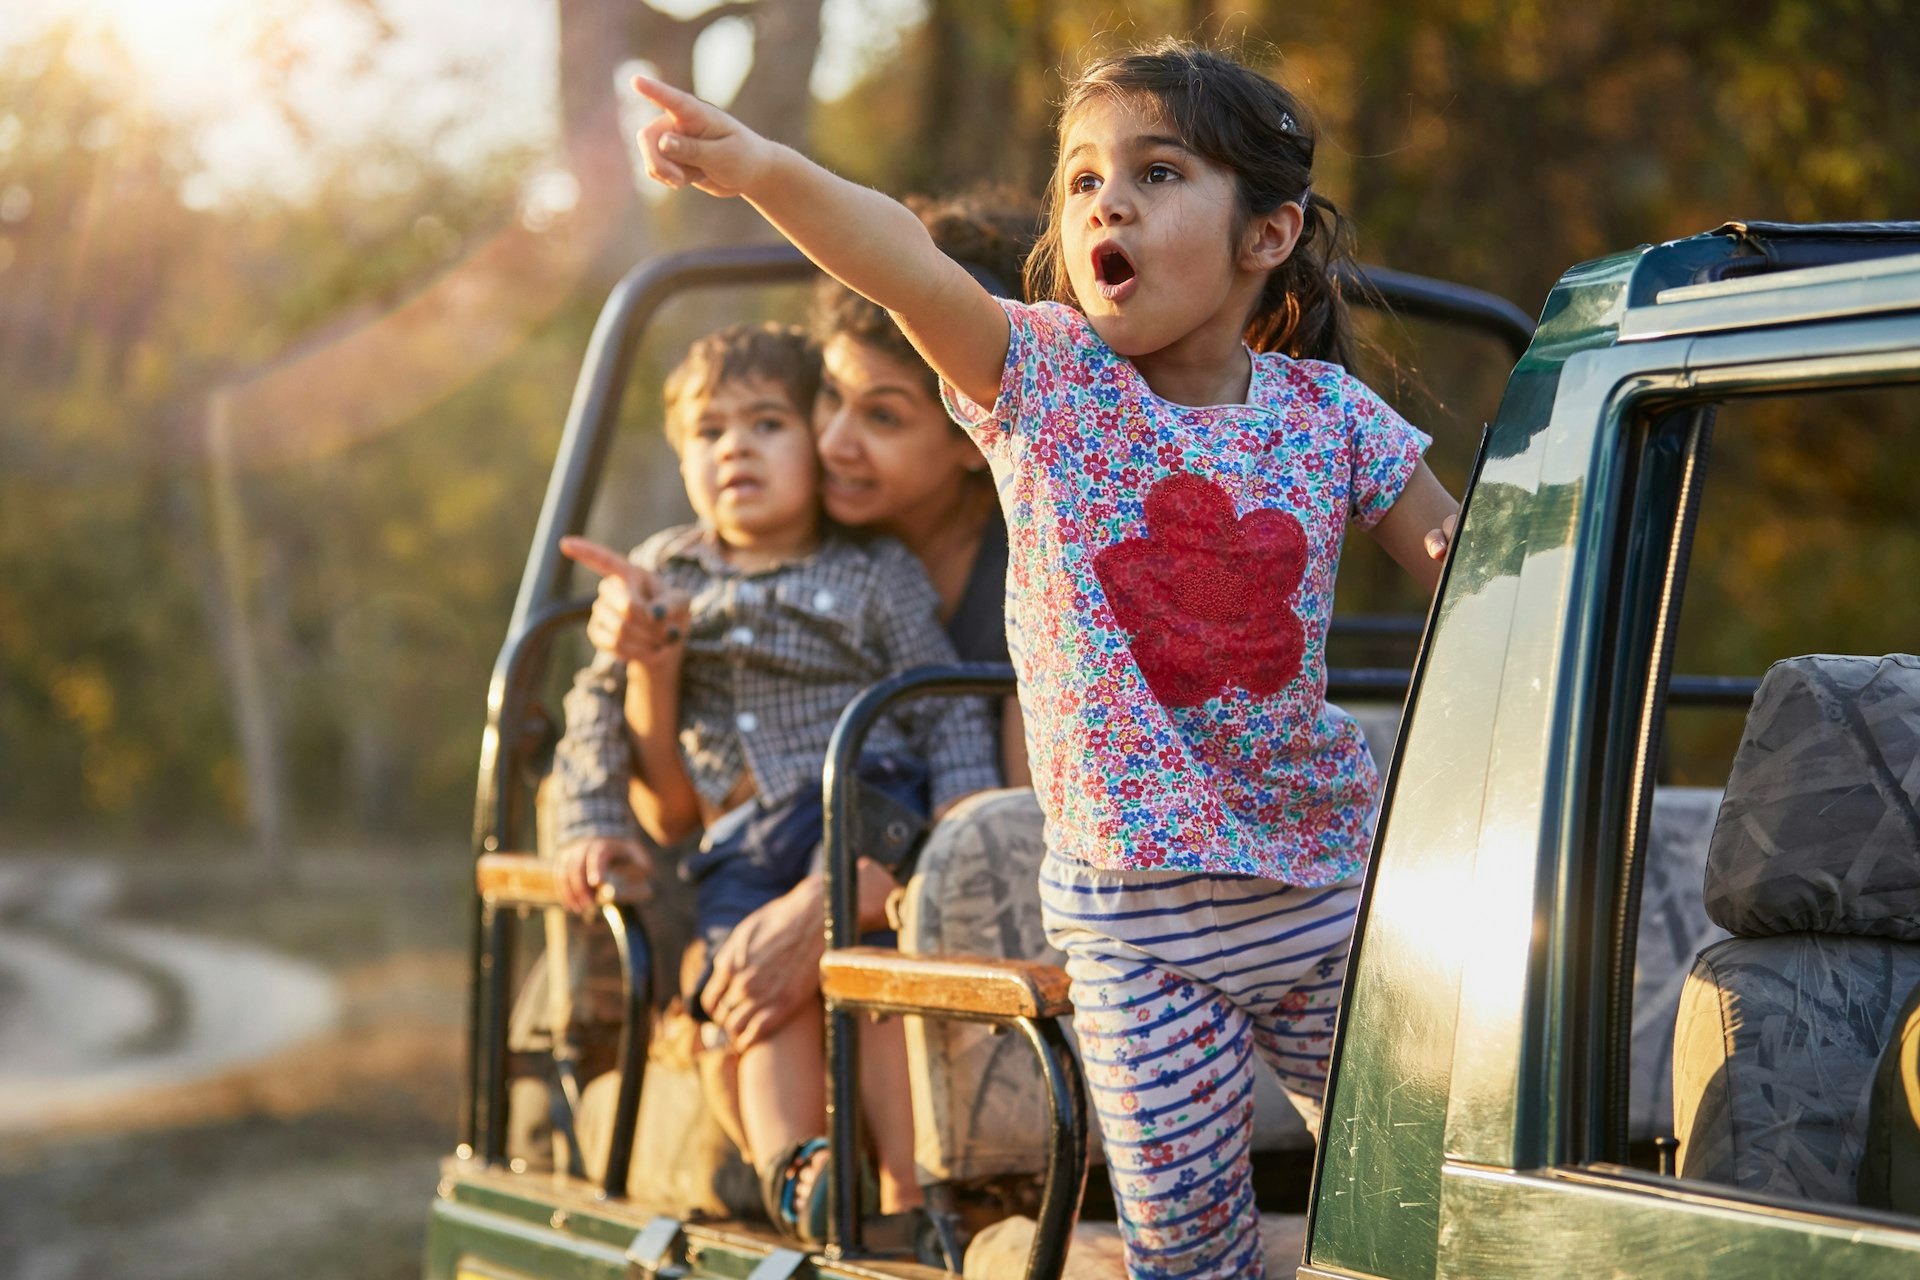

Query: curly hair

[662,322,821,445]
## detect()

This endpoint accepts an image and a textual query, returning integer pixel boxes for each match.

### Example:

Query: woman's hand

[701,876,827,1048]
[632,75,780,199]
[561,536,690,669]
[699,860,899,1047]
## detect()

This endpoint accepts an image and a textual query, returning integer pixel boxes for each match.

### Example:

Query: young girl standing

[632,40,1458,1278]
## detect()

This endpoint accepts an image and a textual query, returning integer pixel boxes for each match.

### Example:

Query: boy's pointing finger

[560,535,636,580]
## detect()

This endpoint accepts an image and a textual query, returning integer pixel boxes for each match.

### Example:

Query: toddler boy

[548,322,996,1236]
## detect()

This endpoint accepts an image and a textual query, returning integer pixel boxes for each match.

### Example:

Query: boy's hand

[561,536,691,668]
[632,74,778,199]
[1423,513,1458,561]
[553,836,653,915]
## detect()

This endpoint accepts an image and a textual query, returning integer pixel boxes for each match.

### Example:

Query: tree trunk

[199,394,289,870]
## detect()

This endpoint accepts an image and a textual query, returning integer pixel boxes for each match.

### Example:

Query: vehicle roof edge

[1525,221,1920,357]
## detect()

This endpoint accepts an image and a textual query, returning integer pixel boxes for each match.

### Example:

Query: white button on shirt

[812,589,836,612]
[728,625,754,646]
[735,711,759,734]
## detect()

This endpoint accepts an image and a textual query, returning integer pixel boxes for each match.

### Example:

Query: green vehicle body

[1309,224,1920,1280]
[427,225,1920,1279]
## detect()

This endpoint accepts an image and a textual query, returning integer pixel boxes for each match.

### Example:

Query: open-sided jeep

[425,222,1920,1279]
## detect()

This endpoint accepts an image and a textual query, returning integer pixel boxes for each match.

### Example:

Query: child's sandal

[759,1139,935,1256]
[758,1137,834,1245]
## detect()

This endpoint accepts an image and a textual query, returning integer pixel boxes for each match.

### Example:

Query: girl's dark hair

[810,188,1041,400]
[1027,40,1361,367]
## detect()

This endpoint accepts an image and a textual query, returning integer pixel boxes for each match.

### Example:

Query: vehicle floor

[443,1160,1312,1279]
[965,1212,1309,1279]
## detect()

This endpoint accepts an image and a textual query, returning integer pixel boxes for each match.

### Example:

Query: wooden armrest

[820,946,1072,1021]
[474,853,651,909]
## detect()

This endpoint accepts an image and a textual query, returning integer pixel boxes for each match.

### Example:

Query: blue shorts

[681,754,927,1016]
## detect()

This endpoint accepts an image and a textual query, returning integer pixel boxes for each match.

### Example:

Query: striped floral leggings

[1040,857,1361,1280]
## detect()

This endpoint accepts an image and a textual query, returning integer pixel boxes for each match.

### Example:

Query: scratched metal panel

[1441,347,1695,1170]
[1437,1164,1920,1279]
[1305,250,1637,1279]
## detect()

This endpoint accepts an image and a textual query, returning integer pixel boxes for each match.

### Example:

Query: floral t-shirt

[942,300,1429,884]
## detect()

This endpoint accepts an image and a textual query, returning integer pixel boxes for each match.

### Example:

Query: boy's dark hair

[1027,41,1362,368]
[810,190,1041,401]
[663,323,822,444]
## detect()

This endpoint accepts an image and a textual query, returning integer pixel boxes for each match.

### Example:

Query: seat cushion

[1672,933,1920,1203]
[1704,654,1920,941]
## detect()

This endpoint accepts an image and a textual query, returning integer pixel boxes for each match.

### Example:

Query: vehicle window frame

[1570,352,1920,1218]
[1422,350,1920,1279]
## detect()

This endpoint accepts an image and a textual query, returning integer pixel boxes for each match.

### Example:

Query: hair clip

[1298,186,1312,212]
[1280,110,1298,133]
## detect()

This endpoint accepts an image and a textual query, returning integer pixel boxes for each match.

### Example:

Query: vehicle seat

[1630,785,1728,1146]
[1671,653,1920,1205]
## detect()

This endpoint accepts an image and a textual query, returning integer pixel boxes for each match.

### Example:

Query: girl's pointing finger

[631,73,705,120]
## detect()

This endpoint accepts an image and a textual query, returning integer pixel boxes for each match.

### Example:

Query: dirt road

[0,849,469,1280]
[0,860,340,1132]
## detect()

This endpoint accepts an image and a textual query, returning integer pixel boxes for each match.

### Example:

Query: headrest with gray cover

[1704,654,1920,941]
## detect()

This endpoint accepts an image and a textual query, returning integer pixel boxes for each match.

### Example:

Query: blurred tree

[185,0,827,860]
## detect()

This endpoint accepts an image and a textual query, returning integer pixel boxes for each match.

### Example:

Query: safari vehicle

[425,222,1920,1279]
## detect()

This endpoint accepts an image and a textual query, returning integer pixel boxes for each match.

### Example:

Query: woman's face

[814,335,986,532]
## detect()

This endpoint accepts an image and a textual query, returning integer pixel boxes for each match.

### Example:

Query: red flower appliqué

[1093,473,1308,708]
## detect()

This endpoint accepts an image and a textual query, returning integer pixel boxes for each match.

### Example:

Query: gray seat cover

[1673,654,1920,1205]
[1631,787,1729,1143]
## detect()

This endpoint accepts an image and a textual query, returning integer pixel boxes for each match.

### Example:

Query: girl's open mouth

[1093,243,1137,299]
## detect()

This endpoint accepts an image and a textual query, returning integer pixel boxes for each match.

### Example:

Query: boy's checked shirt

[551,525,1000,849]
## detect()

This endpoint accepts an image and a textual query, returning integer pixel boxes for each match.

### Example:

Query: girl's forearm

[748,146,942,315]
[633,76,1009,403]
[745,147,1009,404]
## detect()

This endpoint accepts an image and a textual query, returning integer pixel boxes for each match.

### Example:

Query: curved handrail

[469,854,654,1198]
[1347,263,1537,359]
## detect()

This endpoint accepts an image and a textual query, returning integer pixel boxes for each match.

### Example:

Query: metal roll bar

[817,663,1088,1280]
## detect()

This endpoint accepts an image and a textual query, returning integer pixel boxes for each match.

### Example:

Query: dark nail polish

[666,626,682,643]
[650,602,667,620]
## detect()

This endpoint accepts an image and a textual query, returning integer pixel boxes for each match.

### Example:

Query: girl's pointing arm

[634,75,1010,406]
